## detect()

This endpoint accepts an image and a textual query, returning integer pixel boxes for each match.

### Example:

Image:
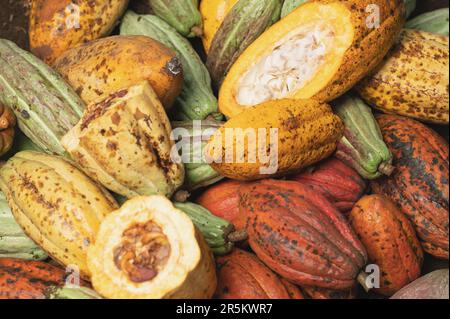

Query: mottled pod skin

[0,258,68,299]
[290,157,367,212]
[349,195,424,296]
[391,269,449,299]
[219,0,405,118]
[239,179,367,289]
[206,99,344,181]
[29,0,129,65]
[215,249,302,299]
[0,151,119,279]
[371,115,449,259]
[196,180,248,231]
[357,29,449,124]
[53,35,183,109]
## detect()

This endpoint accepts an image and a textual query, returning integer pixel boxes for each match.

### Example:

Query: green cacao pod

[206,0,283,88]
[406,8,449,35]
[147,0,202,37]
[120,11,218,120]
[0,39,85,157]
[45,286,102,299]
[280,0,307,18]
[173,202,247,255]
[172,120,224,191]
[333,95,394,180]
[0,191,48,261]
[11,131,43,153]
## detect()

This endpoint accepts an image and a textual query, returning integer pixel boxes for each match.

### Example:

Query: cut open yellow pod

[87,196,217,299]
[219,0,405,118]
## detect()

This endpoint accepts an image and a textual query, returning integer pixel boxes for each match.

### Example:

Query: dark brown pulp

[113,221,171,283]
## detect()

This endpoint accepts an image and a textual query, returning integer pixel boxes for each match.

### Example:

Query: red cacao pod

[196,179,247,231]
[0,258,67,299]
[349,194,424,296]
[302,286,356,299]
[291,157,367,212]
[215,249,303,299]
[371,115,449,259]
[239,179,368,290]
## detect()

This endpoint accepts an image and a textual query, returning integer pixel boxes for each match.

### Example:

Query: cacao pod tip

[227,229,248,243]
[357,271,372,293]
[378,162,395,177]
[173,190,191,203]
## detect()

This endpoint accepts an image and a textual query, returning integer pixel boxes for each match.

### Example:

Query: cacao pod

[349,195,424,296]
[173,202,247,255]
[357,29,449,124]
[46,286,102,299]
[120,11,219,120]
[302,286,356,299]
[290,157,367,212]
[196,179,247,232]
[371,115,449,259]
[29,0,129,65]
[61,82,185,199]
[333,95,394,179]
[219,0,405,118]
[172,120,224,191]
[147,0,203,37]
[0,191,47,261]
[215,249,303,299]
[53,35,183,109]
[87,195,217,299]
[280,0,307,18]
[0,103,16,157]
[239,179,368,289]
[391,269,449,299]
[0,39,85,156]
[205,99,344,181]
[206,0,283,88]
[405,8,449,36]
[0,151,119,279]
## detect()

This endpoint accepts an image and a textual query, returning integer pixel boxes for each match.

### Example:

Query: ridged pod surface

[0,151,119,279]
[291,157,367,212]
[0,39,85,156]
[87,196,217,299]
[391,269,449,299]
[120,12,218,120]
[405,8,449,35]
[206,99,344,181]
[371,115,449,259]
[62,82,185,199]
[29,0,129,65]
[357,29,449,124]
[239,179,367,289]
[215,249,304,299]
[349,195,424,296]
[53,35,183,109]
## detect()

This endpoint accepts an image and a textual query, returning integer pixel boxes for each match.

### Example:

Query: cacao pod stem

[357,271,372,293]
[173,190,191,203]
[227,229,248,243]
[378,162,395,176]
[191,26,203,37]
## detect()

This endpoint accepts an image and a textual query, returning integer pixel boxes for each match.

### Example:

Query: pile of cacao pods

[0,0,448,300]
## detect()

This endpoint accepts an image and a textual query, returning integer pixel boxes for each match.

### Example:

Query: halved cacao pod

[290,157,367,212]
[215,249,302,299]
[61,82,185,199]
[0,151,119,279]
[196,179,247,231]
[219,0,405,118]
[0,258,67,299]
[53,35,183,109]
[29,0,129,65]
[205,99,344,180]
[87,196,217,299]
[356,29,449,124]
[200,0,239,53]
[370,115,449,259]
[391,269,449,299]
[0,104,16,157]
[239,179,368,289]
[349,195,424,296]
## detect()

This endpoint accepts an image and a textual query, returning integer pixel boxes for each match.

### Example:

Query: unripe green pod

[281,0,307,18]
[406,8,449,35]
